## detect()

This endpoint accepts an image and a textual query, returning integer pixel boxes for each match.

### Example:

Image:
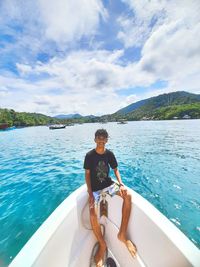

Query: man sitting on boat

[84,129,137,266]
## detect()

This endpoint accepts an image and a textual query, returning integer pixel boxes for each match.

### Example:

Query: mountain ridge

[54,113,82,119]
[115,91,200,115]
[1,91,200,127]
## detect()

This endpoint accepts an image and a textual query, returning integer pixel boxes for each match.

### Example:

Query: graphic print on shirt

[96,161,108,183]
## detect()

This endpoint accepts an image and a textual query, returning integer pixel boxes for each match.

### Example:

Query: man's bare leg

[89,203,107,266]
[117,192,137,257]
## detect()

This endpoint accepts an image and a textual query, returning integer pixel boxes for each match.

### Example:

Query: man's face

[95,135,108,146]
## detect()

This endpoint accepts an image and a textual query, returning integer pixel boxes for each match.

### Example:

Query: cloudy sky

[0,0,200,116]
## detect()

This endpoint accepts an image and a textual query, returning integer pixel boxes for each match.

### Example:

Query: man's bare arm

[114,168,124,186]
[85,169,93,197]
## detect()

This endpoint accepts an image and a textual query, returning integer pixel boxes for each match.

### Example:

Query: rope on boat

[81,193,108,230]
[81,199,106,234]
[81,199,93,230]
[89,242,108,267]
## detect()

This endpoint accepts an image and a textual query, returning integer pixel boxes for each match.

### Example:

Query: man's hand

[119,184,127,197]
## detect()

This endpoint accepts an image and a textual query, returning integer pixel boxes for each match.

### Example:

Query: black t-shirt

[84,149,118,192]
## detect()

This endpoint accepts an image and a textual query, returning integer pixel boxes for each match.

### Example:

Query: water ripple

[1,121,200,266]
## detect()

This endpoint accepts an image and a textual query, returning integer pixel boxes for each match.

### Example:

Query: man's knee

[124,192,132,202]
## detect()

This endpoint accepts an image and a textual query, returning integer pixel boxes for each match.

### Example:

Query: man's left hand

[119,185,127,197]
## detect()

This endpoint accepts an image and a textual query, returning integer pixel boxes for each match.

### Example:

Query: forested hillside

[0,109,58,127]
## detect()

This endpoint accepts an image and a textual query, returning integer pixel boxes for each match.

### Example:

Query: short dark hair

[95,129,109,139]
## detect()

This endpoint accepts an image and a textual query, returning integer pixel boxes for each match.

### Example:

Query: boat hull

[9,185,200,267]
[0,123,9,130]
[49,125,66,129]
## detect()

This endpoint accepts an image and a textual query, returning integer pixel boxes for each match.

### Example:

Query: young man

[84,129,137,266]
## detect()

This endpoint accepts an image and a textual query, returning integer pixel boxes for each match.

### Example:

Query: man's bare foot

[118,233,137,258]
[94,243,107,266]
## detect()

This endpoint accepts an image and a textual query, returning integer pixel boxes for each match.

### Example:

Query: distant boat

[117,119,128,124]
[183,114,191,119]
[9,184,200,267]
[0,123,9,130]
[141,116,150,121]
[49,125,66,130]
[0,123,15,131]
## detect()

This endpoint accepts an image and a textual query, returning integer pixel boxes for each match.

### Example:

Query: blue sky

[0,0,200,116]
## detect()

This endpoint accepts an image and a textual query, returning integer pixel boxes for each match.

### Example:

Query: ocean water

[0,120,200,266]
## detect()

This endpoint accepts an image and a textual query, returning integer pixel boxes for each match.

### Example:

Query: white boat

[9,184,200,267]
[49,124,66,130]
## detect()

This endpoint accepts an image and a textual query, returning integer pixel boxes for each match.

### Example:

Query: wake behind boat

[9,184,200,267]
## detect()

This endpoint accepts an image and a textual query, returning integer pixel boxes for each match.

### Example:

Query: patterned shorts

[93,182,120,204]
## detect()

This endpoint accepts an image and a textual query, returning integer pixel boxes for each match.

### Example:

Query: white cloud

[16,48,155,93]
[38,0,107,44]
[0,0,200,116]
[2,31,200,116]
[0,49,153,115]
[139,21,200,92]
[117,0,200,94]
[0,0,107,57]
[118,0,166,47]
[0,87,10,98]
[16,64,33,75]
[121,94,139,108]
[118,0,200,48]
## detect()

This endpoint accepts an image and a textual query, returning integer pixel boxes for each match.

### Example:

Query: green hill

[113,91,200,120]
[0,108,98,127]
[0,109,58,127]
[125,102,200,120]
[1,91,200,127]
[116,91,200,114]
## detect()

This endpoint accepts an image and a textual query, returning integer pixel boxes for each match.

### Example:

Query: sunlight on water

[0,120,200,266]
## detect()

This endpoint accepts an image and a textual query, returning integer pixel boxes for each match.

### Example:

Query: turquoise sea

[0,120,200,266]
